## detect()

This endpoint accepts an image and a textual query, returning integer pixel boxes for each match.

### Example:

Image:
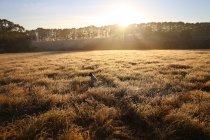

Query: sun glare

[99,3,146,27]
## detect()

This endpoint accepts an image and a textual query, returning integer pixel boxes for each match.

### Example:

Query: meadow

[0,50,209,140]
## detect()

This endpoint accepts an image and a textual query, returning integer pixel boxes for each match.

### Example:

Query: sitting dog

[89,73,97,87]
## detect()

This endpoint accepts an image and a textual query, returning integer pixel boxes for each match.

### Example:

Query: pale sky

[0,0,210,30]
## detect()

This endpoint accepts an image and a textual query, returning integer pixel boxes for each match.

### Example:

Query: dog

[89,73,97,87]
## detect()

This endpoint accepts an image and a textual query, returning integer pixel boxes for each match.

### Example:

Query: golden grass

[0,50,210,140]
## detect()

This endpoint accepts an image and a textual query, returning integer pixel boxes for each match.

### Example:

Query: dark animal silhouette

[89,73,97,87]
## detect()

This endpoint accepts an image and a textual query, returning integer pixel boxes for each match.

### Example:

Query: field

[0,50,210,140]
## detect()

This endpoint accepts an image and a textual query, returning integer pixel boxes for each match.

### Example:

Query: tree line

[28,22,210,50]
[1,19,210,52]
[0,19,30,52]
[29,22,210,41]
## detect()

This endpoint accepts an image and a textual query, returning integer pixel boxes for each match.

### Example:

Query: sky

[0,0,210,30]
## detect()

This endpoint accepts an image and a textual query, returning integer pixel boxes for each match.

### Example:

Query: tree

[0,19,30,52]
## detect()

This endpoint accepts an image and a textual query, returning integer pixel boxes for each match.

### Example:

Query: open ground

[0,50,210,140]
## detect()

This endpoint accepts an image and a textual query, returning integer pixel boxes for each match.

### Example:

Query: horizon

[0,0,210,30]
[19,21,210,31]
[2,19,210,30]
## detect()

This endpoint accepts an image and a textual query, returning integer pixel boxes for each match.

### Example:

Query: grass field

[0,50,210,140]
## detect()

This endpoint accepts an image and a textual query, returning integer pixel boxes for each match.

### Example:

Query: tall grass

[0,50,210,139]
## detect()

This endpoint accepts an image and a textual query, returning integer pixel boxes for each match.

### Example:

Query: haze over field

[1,0,210,52]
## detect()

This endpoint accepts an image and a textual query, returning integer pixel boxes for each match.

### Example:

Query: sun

[113,4,137,27]
[100,3,146,27]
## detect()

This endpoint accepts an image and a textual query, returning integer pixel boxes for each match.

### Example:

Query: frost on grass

[0,50,210,140]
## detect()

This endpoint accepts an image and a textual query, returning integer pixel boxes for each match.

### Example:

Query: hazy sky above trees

[0,0,209,29]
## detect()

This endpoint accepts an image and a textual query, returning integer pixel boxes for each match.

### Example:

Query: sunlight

[100,3,146,27]
[112,4,138,27]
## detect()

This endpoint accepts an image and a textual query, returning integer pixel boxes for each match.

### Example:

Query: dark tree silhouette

[2,20,210,52]
[0,19,30,52]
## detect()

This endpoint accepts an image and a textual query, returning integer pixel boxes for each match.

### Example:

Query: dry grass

[0,50,210,140]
